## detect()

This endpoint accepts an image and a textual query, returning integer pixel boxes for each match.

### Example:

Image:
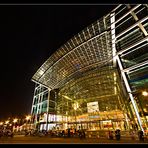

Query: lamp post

[26,115,31,130]
[4,120,9,130]
[13,118,18,132]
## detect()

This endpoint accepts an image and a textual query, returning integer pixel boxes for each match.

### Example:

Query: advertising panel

[87,101,99,113]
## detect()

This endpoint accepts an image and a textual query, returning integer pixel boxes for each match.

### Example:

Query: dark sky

[0,4,117,120]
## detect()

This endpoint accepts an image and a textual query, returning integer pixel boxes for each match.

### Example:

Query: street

[0,135,148,144]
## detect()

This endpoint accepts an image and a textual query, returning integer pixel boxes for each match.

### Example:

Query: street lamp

[5,120,9,124]
[12,118,18,132]
[26,115,31,130]
[26,115,31,121]
[0,122,3,125]
[13,118,18,123]
[142,91,148,96]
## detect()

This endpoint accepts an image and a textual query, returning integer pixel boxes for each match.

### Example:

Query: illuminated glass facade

[31,4,148,132]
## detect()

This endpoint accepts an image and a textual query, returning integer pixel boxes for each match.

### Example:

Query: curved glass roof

[32,12,113,89]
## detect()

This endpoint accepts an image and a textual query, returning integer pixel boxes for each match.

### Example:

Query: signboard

[87,101,99,113]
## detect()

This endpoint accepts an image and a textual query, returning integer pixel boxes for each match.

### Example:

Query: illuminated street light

[0,122,3,125]
[13,118,18,123]
[26,115,31,124]
[142,91,148,96]
[26,115,31,130]
[26,115,31,121]
[5,120,9,124]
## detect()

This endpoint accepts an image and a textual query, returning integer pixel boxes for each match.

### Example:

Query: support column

[110,12,144,133]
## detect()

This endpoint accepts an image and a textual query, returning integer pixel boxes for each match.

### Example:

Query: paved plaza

[0,136,148,144]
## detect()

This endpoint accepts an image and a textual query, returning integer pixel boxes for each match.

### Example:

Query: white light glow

[5,120,9,124]
[26,115,31,120]
[142,91,148,96]
[0,122,3,125]
[13,118,18,123]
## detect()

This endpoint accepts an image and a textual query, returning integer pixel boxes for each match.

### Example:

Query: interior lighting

[142,91,148,96]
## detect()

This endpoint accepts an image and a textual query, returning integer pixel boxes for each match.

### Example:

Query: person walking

[115,129,120,140]
[108,131,114,140]
[138,130,144,141]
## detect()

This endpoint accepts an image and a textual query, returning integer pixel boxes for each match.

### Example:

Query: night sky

[0,4,117,120]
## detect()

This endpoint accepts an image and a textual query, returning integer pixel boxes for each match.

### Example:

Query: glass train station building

[31,4,148,133]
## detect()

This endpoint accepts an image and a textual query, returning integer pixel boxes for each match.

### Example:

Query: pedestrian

[108,131,114,140]
[62,130,65,137]
[134,123,138,130]
[67,128,70,138]
[82,129,86,139]
[115,129,120,140]
[138,130,144,141]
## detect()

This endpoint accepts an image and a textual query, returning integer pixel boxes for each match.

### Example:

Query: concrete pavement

[0,136,148,144]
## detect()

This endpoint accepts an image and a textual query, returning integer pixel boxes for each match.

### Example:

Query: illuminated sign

[87,101,99,113]
[89,115,100,119]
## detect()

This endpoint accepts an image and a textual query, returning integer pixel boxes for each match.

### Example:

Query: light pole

[5,120,9,130]
[26,115,31,130]
[13,118,18,132]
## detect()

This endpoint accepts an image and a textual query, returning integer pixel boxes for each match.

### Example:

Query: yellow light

[0,122,3,125]
[13,118,18,123]
[62,95,72,101]
[142,91,148,96]
[73,102,79,110]
[5,120,9,124]
[26,115,31,120]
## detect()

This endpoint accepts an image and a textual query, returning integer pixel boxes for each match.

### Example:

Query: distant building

[31,4,148,132]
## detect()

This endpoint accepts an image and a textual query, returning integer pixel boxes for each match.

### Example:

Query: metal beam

[111,11,144,133]
[122,60,148,73]
[116,16,148,39]
[127,4,148,36]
